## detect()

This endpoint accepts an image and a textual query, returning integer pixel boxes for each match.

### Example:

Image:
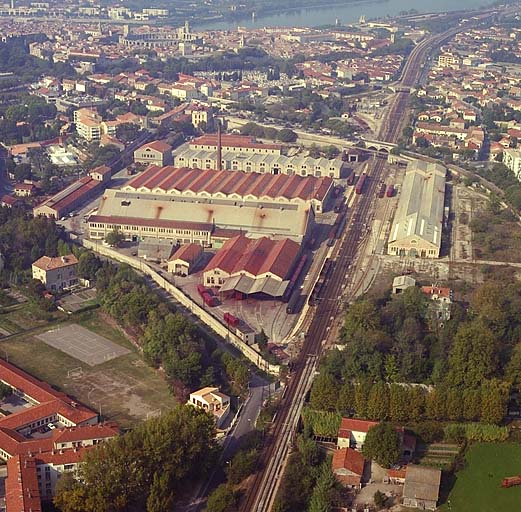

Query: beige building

[387,160,446,259]
[134,140,173,167]
[402,466,441,511]
[32,254,79,291]
[167,243,203,276]
[188,387,230,428]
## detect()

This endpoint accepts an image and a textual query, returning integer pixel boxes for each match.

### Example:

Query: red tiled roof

[169,243,202,264]
[5,455,42,512]
[421,286,451,298]
[137,140,172,153]
[53,423,119,444]
[125,166,332,202]
[190,134,282,151]
[204,235,300,280]
[332,448,365,476]
[338,418,379,436]
[32,254,78,271]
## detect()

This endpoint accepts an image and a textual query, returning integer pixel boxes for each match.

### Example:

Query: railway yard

[237,10,501,512]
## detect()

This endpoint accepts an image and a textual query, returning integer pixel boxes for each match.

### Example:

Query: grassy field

[439,443,521,512]
[0,310,178,427]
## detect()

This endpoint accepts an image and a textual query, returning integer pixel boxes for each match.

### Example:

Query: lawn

[439,443,521,512]
[0,311,178,427]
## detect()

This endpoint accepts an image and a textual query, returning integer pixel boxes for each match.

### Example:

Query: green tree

[206,485,238,512]
[310,373,340,411]
[389,384,409,423]
[226,449,258,484]
[146,473,174,512]
[462,388,481,421]
[506,343,521,387]
[480,379,509,425]
[362,422,401,468]
[277,128,298,143]
[337,381,354,415]
[354,380,372,418]
[447,320,498,388]
[105,228,125,247]
[374,490,387,510]
[366,381,389,421]
[308,462,335,512]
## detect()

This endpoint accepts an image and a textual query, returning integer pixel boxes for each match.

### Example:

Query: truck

[386,184,395,197]
[224,312,240,327]
[378,183,386,198]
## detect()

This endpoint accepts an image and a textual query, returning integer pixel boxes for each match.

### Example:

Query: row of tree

[310,377,508,425]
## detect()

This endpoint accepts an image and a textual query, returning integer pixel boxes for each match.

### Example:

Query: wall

[81,239,281,376]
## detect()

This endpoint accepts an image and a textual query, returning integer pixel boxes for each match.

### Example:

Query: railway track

[237,11,504,512]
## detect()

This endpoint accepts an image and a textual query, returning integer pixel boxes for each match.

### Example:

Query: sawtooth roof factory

[387,160,447,259]
[175,134,346,179]
[87,165,332,246]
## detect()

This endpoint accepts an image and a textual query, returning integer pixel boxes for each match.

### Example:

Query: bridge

[360,137,397,153]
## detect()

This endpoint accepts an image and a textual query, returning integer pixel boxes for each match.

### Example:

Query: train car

[286,292,304,315]
[335,215,347,239]
[309,258,336,305]
[355,173,367,195]
[284,254,308,301]
[347,172,357,186]
[378,183,386,198]
[386,184,395,197]
[224,312,240,327]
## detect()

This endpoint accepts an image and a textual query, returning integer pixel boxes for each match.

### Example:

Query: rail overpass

[361,137,397,153]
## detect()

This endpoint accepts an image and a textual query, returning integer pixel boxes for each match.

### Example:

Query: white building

[503,148,521,179]
[188,387,230,428]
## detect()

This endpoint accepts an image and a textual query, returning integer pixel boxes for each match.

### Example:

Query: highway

[236,11,501,512]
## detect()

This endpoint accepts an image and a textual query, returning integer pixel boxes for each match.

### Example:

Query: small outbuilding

[402,465,441,511]
[167,243,203,276]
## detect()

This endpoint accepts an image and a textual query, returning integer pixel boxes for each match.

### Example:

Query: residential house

[332,447,366,488]
[32,254,79,291]
[188,387,230,428]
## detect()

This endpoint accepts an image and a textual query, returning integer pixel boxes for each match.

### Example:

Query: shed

[167,243,203,276]
[402,465,441,511]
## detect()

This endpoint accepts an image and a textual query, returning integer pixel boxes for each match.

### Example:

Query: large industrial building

[88,168,316,246]
[203,235,301,298]
[174,133,346,179]
[387,160,446,259]
[121,164,334,212]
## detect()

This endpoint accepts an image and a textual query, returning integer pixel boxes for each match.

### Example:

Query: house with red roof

[167,243,203,276]
[332,447,367,488]
[32,254,79,292]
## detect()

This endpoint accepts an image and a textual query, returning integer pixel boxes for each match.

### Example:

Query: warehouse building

[122,165,334,212]
[189,134,282,155]
[203,235,301,298]
[88,188,313,246]
[174,148,345,179]
[387,160,446,259]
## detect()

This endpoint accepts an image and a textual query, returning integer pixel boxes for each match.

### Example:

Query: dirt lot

[1,311,177,427]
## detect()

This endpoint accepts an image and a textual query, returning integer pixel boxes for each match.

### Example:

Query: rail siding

[81,239,281,376]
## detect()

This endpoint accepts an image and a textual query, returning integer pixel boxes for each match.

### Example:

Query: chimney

[216,120,222,172]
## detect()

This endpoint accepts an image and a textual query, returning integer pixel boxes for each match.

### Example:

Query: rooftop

[32,254,78,271]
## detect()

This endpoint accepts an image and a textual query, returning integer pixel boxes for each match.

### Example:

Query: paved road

[178,374,274,512]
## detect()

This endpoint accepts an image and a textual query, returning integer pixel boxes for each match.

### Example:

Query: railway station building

[387,160,446,259]
[203,235,301,299]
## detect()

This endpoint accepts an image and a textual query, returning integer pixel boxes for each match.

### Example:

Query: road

[237,10,502,512]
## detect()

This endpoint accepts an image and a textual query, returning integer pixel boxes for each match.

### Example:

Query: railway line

[237,10,504,512]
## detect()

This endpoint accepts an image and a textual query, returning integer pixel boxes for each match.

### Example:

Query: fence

[82,239,281,376]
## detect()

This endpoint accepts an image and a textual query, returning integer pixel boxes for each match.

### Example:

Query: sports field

[440,443,521,512]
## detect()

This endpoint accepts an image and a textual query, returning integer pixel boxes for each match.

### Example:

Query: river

[196,0,491,30]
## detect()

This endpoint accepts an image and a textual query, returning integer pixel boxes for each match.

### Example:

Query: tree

[506,343,521,387]
[362,422,401,468]
[54,406,218,512]
[226,449,258,484]
[105,228,125,247]
[308,462,335,512]
[206,485,238,512]
[337,381,354,415]
[389,384,409,423]
[480,379,509,425]
[374,490,387,510]
[277,128,297,143]
[446,320,498,388]
[257,329,268,351]
[77,251,102,281]
[366,382,389,421]
[310,373,340,411]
